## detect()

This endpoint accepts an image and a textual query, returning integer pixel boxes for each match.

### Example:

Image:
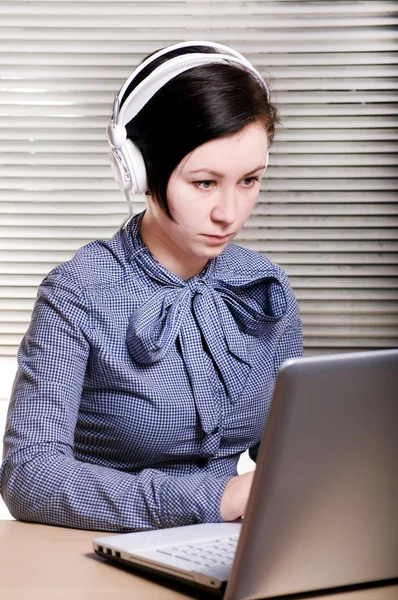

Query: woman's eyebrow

[188,165,266,177]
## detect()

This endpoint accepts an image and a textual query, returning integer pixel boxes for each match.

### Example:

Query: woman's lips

[200,233,233,244]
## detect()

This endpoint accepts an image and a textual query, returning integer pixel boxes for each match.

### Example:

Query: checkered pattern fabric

[1,211,302,532]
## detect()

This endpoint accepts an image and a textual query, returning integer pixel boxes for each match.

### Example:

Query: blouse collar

[121,211,288,408]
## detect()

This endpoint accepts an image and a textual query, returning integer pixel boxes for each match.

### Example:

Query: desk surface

[0,521,397,600]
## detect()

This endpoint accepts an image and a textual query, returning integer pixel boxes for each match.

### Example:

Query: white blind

[0,0,397,357]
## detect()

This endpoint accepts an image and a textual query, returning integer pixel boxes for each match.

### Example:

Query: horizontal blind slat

[1,190,396,203]
[2,239,398,253]
[1,201,397,216]
[6,214,397,228]
[2,263,398,277]
[304,338,398,348]
[1,251,397,266]
[298,299,398,314]
[2,165,398,179]
[1,1,397,16]
[4,125,396,142]
[1,52,398,67]
[3,153,398,168]
[3,90,398,104]
[237,229,398,240]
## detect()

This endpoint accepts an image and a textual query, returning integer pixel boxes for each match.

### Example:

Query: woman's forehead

[181,122,268,176]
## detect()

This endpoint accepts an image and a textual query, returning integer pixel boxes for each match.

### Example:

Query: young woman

[0,42,302,531]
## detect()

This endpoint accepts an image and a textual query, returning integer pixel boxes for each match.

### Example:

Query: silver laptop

[93,349,398,599]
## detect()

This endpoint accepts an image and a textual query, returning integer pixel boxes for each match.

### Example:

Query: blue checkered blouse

[1,211,302,532]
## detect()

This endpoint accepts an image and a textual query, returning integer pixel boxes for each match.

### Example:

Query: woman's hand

[220,471,255,521]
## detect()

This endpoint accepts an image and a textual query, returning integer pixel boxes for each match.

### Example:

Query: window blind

[0,0,397,357]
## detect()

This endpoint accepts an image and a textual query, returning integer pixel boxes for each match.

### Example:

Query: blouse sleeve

[249,272,303,464]
[0,272,230,531]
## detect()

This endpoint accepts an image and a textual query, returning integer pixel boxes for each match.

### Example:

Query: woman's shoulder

[214,243,300,333]
[219,242,287,283]
[43,228,130,291]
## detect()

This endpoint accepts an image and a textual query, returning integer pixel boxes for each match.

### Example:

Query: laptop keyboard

[155,535,239,568]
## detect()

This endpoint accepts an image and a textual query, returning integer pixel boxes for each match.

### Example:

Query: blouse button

[196,457,208,468]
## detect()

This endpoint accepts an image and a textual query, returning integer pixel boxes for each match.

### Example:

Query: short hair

[121,45,279,221]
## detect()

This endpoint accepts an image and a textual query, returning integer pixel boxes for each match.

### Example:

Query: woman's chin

[196,244,229,259]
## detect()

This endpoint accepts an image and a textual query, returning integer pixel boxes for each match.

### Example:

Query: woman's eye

[193,177,260,190]
[194,180,214,190]
[242,176,260,187]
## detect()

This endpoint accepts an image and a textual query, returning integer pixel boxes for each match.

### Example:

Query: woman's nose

[211,187,237,224]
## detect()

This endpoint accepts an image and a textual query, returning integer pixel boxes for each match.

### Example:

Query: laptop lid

[226,349,398,600]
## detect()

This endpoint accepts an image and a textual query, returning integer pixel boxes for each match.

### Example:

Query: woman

[0,42,302,531]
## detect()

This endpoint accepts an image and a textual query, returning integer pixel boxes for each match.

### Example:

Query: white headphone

[106,41,271,214]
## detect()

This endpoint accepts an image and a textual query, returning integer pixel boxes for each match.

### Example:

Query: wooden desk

[0,521,397,600]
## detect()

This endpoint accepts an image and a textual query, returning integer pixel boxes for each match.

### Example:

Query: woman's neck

[140,210,209,281]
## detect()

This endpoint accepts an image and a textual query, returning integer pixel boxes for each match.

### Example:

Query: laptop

[93,349,398,599]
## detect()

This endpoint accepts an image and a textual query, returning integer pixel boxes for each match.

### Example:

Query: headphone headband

[112,52,268,135]
[117,40,268,105]
[107,41,271,204]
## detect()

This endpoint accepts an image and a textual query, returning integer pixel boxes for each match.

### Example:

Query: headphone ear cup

[122,139,148,195]
[109,139,148,194]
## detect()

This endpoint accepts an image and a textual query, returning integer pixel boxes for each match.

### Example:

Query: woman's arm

[0,272,230,531]
[249,291,303,464]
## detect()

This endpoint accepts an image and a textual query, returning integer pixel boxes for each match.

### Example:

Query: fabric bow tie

[127,259,287,408]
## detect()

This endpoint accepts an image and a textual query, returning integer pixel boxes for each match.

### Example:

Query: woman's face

[142,120,268,279]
